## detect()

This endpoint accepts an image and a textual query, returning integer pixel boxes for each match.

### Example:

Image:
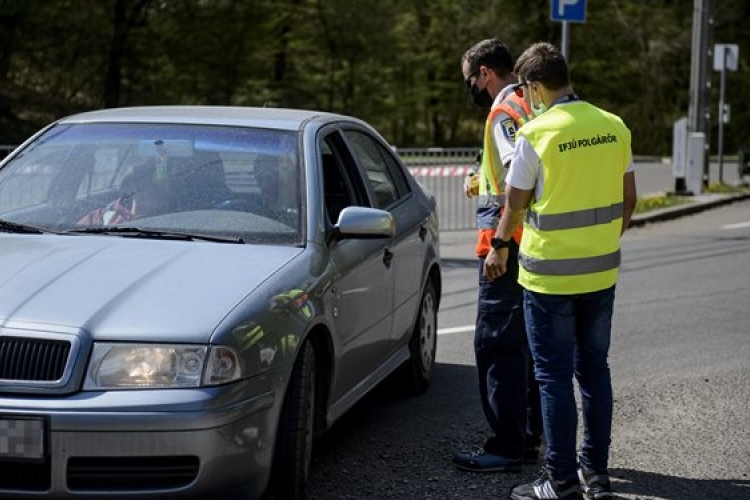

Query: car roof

[57,106,352,132]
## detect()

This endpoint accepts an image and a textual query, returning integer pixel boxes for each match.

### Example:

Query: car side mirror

[330,206,394,242]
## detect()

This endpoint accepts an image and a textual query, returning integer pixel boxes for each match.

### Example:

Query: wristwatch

[490,237,511,250]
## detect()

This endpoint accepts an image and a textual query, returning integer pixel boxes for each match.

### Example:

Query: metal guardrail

[397,149,479,231]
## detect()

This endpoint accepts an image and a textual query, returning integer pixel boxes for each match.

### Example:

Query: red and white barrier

[409,165,474,177]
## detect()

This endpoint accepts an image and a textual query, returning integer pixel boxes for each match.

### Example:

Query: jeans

[523,286,616,480]
[475,252,542,458]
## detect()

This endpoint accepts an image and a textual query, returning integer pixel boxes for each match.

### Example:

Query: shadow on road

[307,362,524,499]
[609,468,750,500]
[440,257,476,269]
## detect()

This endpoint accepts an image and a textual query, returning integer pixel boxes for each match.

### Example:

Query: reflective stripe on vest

[525,202,624,230]
[496,95,533,126]
[519,249,621,276]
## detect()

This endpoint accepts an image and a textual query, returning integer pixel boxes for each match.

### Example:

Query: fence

[397,147,481,231]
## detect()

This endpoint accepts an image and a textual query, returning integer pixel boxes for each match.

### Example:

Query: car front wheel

[266,340,316,499]
[400,279,437,394]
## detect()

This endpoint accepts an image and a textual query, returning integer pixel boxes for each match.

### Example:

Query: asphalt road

[306,199,750,499]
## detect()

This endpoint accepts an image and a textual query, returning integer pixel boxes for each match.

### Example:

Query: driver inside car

[78,162,168,226]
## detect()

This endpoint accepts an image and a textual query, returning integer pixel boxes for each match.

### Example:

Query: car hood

[0,235,302,343]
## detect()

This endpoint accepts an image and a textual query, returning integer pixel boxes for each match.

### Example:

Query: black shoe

[452,448,522,473]
[578,465,613,499]
[510,467,583,499]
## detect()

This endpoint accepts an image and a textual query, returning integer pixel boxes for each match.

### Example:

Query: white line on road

[438,325,474,335]
[721,221,750,230]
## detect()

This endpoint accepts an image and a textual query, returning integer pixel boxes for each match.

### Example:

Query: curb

[629,192,750,228]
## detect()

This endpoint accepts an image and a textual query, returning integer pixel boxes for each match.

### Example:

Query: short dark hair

[461,38,514,78]
[514,42,570,91]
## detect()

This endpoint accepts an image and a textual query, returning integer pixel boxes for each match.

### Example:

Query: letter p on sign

[550,0,587,23]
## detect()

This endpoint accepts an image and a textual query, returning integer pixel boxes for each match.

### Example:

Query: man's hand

[483,247,509,281]
[464,173,479,198]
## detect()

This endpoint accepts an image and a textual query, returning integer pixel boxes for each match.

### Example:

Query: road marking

[721,221,750,230]
[438,325,474,336]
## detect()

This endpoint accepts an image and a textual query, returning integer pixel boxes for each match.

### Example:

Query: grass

[704,182,750,193]
[635,182,749,213]
[634,194,690,214]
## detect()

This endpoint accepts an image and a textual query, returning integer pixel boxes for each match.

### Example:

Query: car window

[0,123,302,245]
[320,135,363,224]
[343,130,405,210]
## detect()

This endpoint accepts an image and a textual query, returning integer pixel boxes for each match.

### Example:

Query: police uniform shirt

[505,100,635,200]
[490,83,523,168]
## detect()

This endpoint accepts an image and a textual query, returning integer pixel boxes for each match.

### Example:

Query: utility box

[739,148,750,179]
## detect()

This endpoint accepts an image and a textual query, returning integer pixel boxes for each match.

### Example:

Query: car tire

[400,279,437,394]
[266,340,316,499]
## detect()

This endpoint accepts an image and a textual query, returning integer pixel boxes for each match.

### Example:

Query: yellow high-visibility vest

[517,101,631,294]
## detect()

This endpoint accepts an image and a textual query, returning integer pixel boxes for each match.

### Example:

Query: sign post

[713,43,738,185]
[550,0,587,60]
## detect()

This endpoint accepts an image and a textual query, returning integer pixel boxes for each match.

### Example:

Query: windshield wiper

[64,226,245,244]
[0,218,54,234]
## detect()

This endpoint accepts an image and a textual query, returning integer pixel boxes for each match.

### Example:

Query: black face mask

[470,84,493,109]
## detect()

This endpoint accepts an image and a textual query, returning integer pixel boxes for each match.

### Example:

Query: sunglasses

[464,70,480,88]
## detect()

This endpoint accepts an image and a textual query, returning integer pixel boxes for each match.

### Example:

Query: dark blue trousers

[475,249,543,458]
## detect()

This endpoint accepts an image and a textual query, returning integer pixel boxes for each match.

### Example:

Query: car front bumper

[0,381,278,499]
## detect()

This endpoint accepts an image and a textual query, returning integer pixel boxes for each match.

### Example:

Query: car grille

[0,336,71,382]
[67,456,200,491]
[0,459,51,491]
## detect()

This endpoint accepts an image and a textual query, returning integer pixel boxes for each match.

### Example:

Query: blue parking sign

[550,0,587,23]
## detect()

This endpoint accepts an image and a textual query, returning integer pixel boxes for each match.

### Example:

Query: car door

[341,129,427,349]
[319,130,394,401]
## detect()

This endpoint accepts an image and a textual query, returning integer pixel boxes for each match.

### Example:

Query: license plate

[0,417,45,460]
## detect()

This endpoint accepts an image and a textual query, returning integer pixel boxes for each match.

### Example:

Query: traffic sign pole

[717,47,727,184]
[714,43,738,185]
[550,0,586,61]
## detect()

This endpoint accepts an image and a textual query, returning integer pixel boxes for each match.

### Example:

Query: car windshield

[0,123,302,245]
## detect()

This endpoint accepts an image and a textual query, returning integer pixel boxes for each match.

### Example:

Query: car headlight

[84,343,242,390]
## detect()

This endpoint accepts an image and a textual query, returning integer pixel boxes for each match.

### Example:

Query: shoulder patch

[500,118,518,141]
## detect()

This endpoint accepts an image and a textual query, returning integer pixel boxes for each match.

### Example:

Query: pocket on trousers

[475,301,525,350]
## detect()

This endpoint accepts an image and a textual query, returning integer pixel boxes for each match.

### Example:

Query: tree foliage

[0,0,747,155]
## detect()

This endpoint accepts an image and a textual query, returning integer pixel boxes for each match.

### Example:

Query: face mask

[470,84,493,109]
[529,87,548,117]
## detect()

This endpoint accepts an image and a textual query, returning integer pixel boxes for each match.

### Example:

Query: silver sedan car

[0,107,441,499]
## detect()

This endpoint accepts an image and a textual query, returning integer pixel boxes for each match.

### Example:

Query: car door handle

[383,248,394,267]
[418,223,427,241]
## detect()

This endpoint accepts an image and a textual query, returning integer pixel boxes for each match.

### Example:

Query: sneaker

[578,466,613,499]
[452,448,522,473]
[510,467,583,499]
